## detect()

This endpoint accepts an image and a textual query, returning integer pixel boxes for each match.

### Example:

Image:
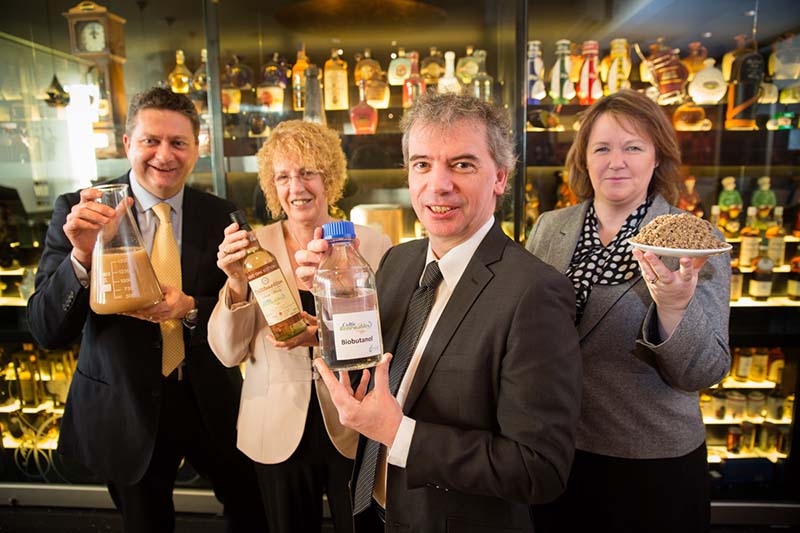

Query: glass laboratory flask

[90,184,162,315]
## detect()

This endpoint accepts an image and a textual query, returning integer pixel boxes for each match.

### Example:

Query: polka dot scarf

[566,197,653,323]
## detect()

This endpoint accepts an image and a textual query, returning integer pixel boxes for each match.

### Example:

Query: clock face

[78,21,106,53]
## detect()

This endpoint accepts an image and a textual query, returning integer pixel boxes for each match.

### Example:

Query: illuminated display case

[0,0,798,526]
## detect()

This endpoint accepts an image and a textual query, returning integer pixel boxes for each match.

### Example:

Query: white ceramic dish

[627,239,732,258]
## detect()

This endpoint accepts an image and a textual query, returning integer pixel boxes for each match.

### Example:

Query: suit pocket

[446,516,523,532]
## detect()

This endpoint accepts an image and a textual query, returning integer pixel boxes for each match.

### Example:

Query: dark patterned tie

[352,260,443,515]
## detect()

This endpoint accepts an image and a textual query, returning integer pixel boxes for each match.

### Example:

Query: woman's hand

[634,249,708,339]
[266,312,319,349]
[217,222,251,302]
[294,227,327,290]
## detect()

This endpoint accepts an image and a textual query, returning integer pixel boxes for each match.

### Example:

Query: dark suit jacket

[359,222,582,533]
[27,173,243,484]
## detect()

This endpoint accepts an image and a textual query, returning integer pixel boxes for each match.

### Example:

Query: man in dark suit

[27,88,265,533]
[303,93,583,532]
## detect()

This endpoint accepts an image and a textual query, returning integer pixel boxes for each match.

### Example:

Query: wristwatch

[182,307,199,329]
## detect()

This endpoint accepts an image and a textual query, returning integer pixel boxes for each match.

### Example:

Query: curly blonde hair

[256,120,347,219]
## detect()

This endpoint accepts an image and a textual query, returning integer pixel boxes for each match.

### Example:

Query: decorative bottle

[749,242,775,302]
[526,40,546,104]
[350,80,378,135]
[725,47,764,130]
[456,45,480,86]
[604,38,632,95]
[403,51,426,109]
[354,48,381,85]
[688,59,727,105]
[550,39,575,105]
[766,206,786,267]
[682,41,708,81]
[722,35,749,81]
[292,43,309,111]
[437,51,462,95]
[356,49,389,109]
[324,49,349,111]
[313,221,382,372]
[578,40,602,105]
[470,50,493,103]
[770,34,800,80]
[230,211,306,342]
[168,49,192,94]
[718,176,744,237]
[192,48,209,92]
[739,206,761,268]
[257,52,286,113]
[303,64,326,126]
[787,252,800,301]
[388,47,411,86]
[421,46,445,87]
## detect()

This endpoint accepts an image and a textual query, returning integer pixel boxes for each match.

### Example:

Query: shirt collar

[129,170,184,215]
[424,215,495,291]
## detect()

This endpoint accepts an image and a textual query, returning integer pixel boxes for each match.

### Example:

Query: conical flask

[90,184,162,315]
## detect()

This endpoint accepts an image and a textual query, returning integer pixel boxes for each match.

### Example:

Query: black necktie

[352,260,443,515]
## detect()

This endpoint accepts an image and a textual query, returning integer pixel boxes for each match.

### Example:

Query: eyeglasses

[273,169,322,187]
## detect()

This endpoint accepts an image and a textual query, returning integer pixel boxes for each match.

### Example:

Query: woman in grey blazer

[527,90,730,533]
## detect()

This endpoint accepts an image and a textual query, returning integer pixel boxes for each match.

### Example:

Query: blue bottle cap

[322,220,356,240]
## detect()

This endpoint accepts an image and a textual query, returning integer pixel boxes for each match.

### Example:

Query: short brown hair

[256,120,347,219]
[400,92,516,208]
[126,87,200,139]
[566,89,680,204]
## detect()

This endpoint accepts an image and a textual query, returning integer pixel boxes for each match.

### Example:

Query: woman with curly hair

[208,120,391,532]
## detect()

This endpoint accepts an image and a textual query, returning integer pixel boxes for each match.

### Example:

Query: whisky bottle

[578,40,602,105]
[292,43,309,111]
[230,211,306,342]
[403,51,425,109]
[739,206,760,268]
[604,38,632,95]
[388,47,411,86]
[356,49,389,109]
[437,51,462,95]
[324,49,349,111]
[456,45,479,85]
[550,39,575,104]
[766,206,786,267]
[722,35,748,81]
[749,242,775,301]
[354,49,381,83]
[168,49,192,94]
[192,48,209,92]
[725,47,764,131]
[749,347,769,382]
[681,41,708,81]
[257,52,286,113]
[526,40,546,104]
[421,46,445,87]
[470,50,494,103]
[350,80,378,135]
[303,64,326,126]
[787,253,800,301]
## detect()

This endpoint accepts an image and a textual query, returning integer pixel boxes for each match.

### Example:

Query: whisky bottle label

[332,309,382,361]
[249,267,301,326]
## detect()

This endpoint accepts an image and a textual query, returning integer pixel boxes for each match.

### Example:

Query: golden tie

[150,202,185,376]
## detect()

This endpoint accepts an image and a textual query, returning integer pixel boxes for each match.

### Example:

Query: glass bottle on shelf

[350,80,378,135]
[759,76,779,104]
[257,52,286,113]
[324,49,349,111]
[749,347,769,382]
[766,206,787,267]
[550,39,575,105]
[725,47,764,131]
[354,48,381,85]
[230,211,306,342]
[788,252,800,301]
[673,102,712,131]
[456,45,480,86]
[303,65,326,126]
[578,40,602,105]
[221,55,251,114]
[569,41,584,84]
[192,48,208,92]
[732,347,752,382]
[168,49,192,94]
[638,40,663,84]
[768,347,785,384]
[638,38,689,105]
[749,242,775,301]
[470,50,494,103]
[752,176,777,224]
[526,40,546,104]
[769,33,800,80]
[739,206,761,268]
[421,46,445,87]
[438,51,462,95]
[604,38,632,95]
[688,59,727,105]
[730,260,743,302]
[722,35,749,81]
[292,43,309,111]
[388,47,411,86]
[403,51,425,109]
[682,41,708,81]
[365,74,390,110]
[718,176,744,238]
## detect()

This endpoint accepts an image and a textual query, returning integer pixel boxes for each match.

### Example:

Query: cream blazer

[208,221,392,464]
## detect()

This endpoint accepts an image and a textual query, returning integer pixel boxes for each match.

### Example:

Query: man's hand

[124,285,195,323]
[64,188,130,269]
[314,354,403,447]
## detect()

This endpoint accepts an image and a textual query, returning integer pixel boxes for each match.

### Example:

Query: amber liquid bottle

[230,211,306,341]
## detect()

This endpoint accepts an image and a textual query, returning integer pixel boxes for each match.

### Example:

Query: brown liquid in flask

[90,184,162,314]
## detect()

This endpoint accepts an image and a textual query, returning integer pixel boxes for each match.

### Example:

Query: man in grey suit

[303,93,582,532]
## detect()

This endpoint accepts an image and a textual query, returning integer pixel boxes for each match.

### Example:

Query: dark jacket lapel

[179,187,204,293]
[403,223,506,413]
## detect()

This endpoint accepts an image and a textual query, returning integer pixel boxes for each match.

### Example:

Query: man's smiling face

[123,108,199,199]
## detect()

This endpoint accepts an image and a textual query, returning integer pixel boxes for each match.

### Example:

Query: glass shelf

[707,446,787,464]
[714,377,778,389]
[704,416,792,426]
[730,297,800,308]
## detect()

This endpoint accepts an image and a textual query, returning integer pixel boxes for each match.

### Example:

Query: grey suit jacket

[362,222,582,532]
[526,194,730,459]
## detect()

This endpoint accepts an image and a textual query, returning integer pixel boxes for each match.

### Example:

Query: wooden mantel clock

[63,1,127,156]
